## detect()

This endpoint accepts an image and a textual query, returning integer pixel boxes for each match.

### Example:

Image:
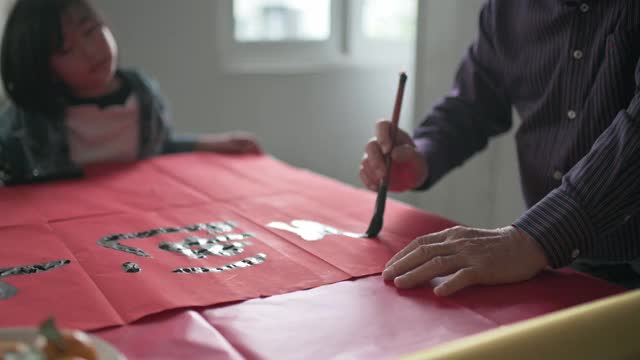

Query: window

[234,0,331,42]
[218,0,418,72]
[361,0,417,42]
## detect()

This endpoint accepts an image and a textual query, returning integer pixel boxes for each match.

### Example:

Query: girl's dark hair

[1,0,91,117]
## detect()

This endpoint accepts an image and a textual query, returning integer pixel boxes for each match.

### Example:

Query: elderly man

[360,0,640,295]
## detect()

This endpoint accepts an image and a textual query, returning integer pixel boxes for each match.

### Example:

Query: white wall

[92,0,524,228]
[95,0,415,190]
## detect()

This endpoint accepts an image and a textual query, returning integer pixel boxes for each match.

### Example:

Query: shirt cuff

[413,137,450,191]
[512,188,597,268]
[163,134,198,154]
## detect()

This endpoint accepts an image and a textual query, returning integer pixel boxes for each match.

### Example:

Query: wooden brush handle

[384,72,408,183]
[389,72,407,147]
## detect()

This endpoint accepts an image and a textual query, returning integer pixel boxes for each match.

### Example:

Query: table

[0,153,624,359]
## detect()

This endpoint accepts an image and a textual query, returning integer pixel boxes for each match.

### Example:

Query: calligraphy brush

[365,72,407,238]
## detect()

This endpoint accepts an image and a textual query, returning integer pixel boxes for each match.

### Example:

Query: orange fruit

[35,330,98,360]
[0,340,30,359]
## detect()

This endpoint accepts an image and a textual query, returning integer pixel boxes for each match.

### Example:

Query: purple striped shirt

[414,0,640,268]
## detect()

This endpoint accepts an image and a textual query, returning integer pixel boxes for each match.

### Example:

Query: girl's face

[50,5,118,97]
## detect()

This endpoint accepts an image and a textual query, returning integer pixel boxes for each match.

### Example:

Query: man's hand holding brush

[359,119,429,193]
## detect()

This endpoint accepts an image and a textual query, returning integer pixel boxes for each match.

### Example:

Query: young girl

[0,0,261,186]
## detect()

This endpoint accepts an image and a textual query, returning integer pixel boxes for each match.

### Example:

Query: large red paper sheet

[231,194,410,276]
[0,188,45,228]
[1,154,454,330]
[197,274,624,360]
[0,225,121,329]
[48,204,350,326]
[96,310,246,360]
[0,153,625,334]
[149,154,283,201]
[209,154,380,210]
[91,273,623,360]
[2,162,209,225]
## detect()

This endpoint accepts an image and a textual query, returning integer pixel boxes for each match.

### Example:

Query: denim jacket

[0,69,195,186]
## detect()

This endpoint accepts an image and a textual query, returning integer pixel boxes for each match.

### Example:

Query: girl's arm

[136,69,261,156]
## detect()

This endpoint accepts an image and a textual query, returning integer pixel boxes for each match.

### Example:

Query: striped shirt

[413,0,640,268]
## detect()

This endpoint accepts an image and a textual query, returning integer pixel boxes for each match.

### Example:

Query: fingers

[359,163,378,191]
[231,140,258,154]
[434,268,477,296]
[394,255,466,289]
[225,133,262,154]
[385,229,451,268]
[363,121,417,191]
[364,138,387,180]
[360,137,385,189]
[241,140,262,154]
[362,140,422,192]
[248,142,262,154]
[390,144,417,162]
[382,242,454,280]
[375,119,414,154]
[376,120,393,154]
[381,225,542,295]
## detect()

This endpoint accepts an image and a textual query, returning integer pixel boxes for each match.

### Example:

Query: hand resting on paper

[195,131,262,155]
[382,225,549,296]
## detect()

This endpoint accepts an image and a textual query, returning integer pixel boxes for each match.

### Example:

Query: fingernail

[393,277,407,288]
[382,268,393,280]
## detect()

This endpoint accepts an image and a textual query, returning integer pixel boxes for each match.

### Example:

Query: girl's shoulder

[118,68,161,94]
[0,101,50,130]
[0,101,58,148]
[117,68,167,110]
[0,102,25,140]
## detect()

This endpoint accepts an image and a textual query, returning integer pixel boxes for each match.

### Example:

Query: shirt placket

[553,2,592,185]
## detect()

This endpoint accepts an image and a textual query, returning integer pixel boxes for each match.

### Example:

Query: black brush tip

[365,183,388,238]
[365,213,383,238]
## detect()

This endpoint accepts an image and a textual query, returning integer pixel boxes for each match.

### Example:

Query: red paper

[0,188,45,228]
[0,153,624,333]
[149,154,282,201]
[345,200,460,246]
[96,310,245,360]
[48,204,350,326]
[213,154,378,210]
[231,194,403,276]
[8,162,209,223]
[0,225,121,329]
[197,274,623,360]
[91,273,623,360]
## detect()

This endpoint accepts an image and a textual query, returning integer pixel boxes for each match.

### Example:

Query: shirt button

[32,168,40,177]
[571,249,580,259]
[624,215,632,223]
[579,3,590,13]
[553,170,564,181]
[567,110,577,119]
[572,49,584,60]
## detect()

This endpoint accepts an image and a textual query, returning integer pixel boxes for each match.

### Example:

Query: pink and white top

[65,95,140,166]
